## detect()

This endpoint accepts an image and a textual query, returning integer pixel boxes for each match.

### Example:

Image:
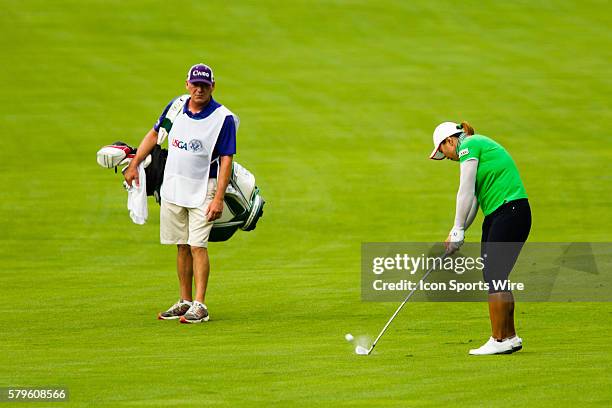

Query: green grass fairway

[1,1,611,406]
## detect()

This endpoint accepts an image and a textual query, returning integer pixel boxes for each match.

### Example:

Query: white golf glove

[446,227,465,254]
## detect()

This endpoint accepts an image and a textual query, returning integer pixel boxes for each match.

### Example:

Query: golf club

[356,252,449,355]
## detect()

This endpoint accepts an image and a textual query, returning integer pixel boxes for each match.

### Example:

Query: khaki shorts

[160,178,217,248]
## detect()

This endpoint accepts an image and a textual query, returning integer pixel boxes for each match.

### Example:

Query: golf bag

[96,142,265,242]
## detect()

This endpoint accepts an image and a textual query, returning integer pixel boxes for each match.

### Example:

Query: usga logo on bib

[172,138,203,153]
[188,139,203,152]
[459,148,469,158]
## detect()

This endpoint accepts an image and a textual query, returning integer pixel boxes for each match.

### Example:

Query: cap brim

[429,145,445,160]
[188,79,213,85]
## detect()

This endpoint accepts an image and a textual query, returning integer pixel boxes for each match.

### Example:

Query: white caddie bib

[161,104,236,208]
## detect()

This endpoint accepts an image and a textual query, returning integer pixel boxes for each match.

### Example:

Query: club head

[355,345,370,355]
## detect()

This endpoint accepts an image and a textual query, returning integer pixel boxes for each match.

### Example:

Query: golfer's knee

[190,246,207,256]
[177,244,190,254]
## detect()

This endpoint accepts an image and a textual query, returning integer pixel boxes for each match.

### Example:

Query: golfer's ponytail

[459,121,475,136]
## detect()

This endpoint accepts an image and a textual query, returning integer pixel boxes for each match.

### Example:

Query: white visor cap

[429,121,462,160]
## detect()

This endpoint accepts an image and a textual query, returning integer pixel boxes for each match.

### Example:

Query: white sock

[181,299,193,305]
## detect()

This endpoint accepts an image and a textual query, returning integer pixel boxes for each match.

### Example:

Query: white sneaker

[179,301,209,324]
[469,337,513,355]
[508,335,523,352]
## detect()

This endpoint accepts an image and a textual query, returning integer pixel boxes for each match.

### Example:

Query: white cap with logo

[429,121,462,160]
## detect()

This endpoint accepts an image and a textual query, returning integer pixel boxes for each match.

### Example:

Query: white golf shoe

[469,337,513,355]
[508,335,523,352]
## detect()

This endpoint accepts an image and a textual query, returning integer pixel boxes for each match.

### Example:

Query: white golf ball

[345,333,354,342]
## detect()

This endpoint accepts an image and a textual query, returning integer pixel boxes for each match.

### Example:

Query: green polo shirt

[458,134,528,216]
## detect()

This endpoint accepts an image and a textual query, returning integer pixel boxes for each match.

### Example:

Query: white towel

[127,163,148,224]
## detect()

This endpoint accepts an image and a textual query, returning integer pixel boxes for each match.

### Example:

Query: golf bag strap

[157,94,189,145]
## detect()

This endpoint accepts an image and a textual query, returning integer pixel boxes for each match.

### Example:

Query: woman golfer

[430,121,531,355]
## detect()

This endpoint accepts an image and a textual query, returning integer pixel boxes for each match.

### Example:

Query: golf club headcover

[96,142,135,168]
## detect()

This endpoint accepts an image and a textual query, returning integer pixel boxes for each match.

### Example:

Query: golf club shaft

[368,253,448,354]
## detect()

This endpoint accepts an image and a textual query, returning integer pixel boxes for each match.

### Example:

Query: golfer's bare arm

[206,155,233,221]
[124,128,158,186]
[215,155,233,202]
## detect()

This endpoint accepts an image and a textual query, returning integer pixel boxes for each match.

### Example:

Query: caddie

[124,63,238,324]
